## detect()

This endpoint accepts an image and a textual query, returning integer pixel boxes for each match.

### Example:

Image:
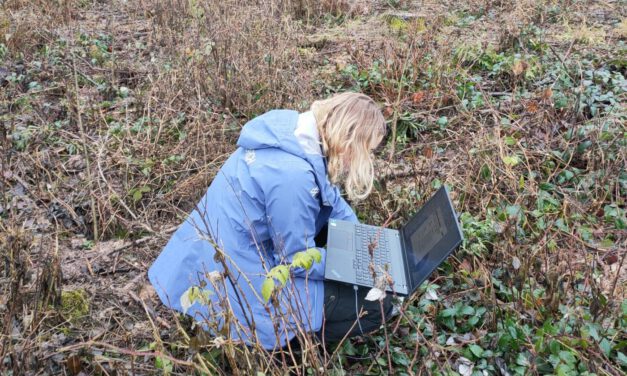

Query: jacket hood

[237,110,334,206]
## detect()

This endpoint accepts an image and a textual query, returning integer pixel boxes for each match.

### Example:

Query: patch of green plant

[129,185,151,203]
[61,289,89,322]
[455,75,485,110]
[513,24,547,53]
[445,8,484,28]
[437,302,487,332]
[77,32,113,66]
[387,16,408,33]
[10,124,36,151]
[339,60,416,97]
[261,248,322,302]
[545,58,626,118]
[459,212,497,257]
[577,67,626,118]
[457,47,543,83]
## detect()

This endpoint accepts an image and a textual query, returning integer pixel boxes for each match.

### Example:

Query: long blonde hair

[311,92,386,201]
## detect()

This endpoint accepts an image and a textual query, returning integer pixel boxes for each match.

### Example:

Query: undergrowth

[0,0,625,374]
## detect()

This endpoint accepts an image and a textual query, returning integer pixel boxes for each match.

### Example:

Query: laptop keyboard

[354,224,391,285]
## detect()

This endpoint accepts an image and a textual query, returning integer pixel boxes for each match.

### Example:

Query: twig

[388,37,416,161]
[608,247,626,305]
[547,41,576,85]
[50,340,199,369]
[71,52,99,242]
[95,140,139,222]
[88,226,178,262]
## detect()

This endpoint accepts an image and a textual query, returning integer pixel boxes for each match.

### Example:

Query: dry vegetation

[1,0,626,374]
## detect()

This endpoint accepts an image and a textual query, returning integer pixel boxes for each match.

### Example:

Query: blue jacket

[148,110,358,349]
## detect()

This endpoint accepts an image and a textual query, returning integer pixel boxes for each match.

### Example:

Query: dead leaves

[423,146,434,159]
[411,90,427,104]
[511,60,529,76]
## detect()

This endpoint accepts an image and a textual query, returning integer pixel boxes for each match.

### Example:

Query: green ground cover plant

[1,0,625,374]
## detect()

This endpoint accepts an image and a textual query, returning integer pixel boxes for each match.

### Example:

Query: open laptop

[324,186,464,296]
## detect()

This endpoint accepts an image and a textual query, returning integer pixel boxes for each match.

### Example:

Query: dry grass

[1,0,625,374]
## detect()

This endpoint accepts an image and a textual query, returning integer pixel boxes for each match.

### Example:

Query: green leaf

[468,316,480,327]
[132,190,143,202]
[504,136,517,145]
[549,340,561,355]
[617,352,627,367]
[599,236,614,248]
[440,307,458,318]
[460,306,475,316]
[292,252,313,270]
[516,352,530,366]
[269,265,290,286]
[513,365,527,375]
[502,155,520,167]
[558,350,576,365]
[508,325,518,340]
[555,363,573,376]
[180,288,193,314]
[261,278,275,302]
[582,323,600,342]
[555,218,569,232]
[342,340,357,356]
[391,348,410,366]
[539,182,555,191]
[443,317,455,330]
[576,140,592,154]
[155,356,173,374]
[506,205,522,219]
[599,338,612,356]
[480,164,491,180]
[306,248,322,263]
[469,344,484,358]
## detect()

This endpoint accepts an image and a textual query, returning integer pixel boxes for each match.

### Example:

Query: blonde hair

[311,92,386,201]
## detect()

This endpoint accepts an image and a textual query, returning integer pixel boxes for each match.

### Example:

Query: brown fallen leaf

[412,91,426,104]
[423,146,434,158]
[540,87,553,100]
[66,354,82,375]
[459,258,472,272]
[525,100,539,113]
[512,60,528,76]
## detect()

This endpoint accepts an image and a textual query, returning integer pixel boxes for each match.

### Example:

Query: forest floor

[1,0,626,375]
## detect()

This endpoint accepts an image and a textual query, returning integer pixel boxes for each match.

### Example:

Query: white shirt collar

[294,111,322,156]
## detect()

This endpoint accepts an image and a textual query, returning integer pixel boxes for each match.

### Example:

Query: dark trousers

[315,225,394,343]
[320,280,393,342]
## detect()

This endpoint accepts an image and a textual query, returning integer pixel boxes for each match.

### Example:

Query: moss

[387,16,407,33]
[384,13,427,35]
[61,289,89,322]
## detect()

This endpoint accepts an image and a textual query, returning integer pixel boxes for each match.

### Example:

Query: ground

[0,0,626,375]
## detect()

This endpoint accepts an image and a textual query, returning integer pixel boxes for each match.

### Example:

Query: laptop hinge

[398,232,413,295]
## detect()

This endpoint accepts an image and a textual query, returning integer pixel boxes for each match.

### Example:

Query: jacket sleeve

[264,167,326,280]
[329,186,359,224]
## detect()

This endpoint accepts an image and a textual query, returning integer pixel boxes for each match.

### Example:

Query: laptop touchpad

[329,229,352,251]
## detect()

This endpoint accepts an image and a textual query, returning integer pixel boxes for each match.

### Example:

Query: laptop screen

[401,186,464,292]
